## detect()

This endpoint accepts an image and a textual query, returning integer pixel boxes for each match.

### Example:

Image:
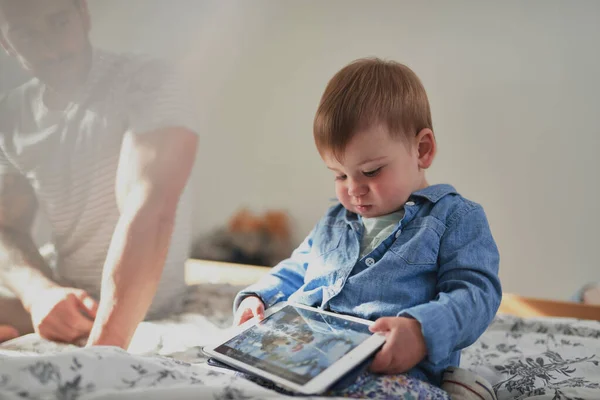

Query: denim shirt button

[395,230,402,238]
[405,201,415,206]
[365,257,375,266]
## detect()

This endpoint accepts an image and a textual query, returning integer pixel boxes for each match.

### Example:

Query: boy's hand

[233,296,265,326]
[369,317,427,375]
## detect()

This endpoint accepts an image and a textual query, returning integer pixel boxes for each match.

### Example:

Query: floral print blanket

[1,284,599,399]
[464,314,600,399]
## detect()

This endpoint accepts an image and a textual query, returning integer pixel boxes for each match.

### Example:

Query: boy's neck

[415,175,430,192]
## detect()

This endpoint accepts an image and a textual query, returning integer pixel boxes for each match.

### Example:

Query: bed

[1,260,599,399]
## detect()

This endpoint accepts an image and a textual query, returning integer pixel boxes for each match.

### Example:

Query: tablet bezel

[203,302,386,394]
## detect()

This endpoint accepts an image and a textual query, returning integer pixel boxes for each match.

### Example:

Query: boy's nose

[347,181,368,198]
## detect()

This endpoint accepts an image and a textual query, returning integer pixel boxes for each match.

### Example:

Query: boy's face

[322,125,432,218]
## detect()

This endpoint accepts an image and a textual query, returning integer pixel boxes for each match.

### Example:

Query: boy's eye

[363,167,382,177]
[335,174,347,181]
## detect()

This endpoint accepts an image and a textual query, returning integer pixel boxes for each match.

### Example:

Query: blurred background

[1,0,599,301]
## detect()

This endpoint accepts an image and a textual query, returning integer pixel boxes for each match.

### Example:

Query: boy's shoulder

[411,184,487,227]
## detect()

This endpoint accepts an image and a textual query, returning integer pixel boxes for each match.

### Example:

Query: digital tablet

[203,302,386,394]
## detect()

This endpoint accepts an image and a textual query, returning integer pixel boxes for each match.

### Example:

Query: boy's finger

[244,309,256,324]
[251,307,262,320]
[369,317,392,332]
[370,328,401,373]
[369,347,392,373]
[237,310,250,325]
[256,304,265,320]
[385,357,406,375]
[232,310,244,326]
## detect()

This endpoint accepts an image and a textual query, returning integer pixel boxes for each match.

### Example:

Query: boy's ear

[415,128,436,170]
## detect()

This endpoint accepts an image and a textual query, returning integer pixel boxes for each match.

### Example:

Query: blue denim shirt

[235,184,501,385]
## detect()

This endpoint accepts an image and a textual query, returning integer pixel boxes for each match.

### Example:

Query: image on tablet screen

[215,305,372,385]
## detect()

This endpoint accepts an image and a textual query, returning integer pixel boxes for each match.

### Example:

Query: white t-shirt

[360,209,405,258]
[0,49,197,318]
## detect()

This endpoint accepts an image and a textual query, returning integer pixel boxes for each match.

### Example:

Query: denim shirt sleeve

[400,204,502,363]
[233,227,315,312]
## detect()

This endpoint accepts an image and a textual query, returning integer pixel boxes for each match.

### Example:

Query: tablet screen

[214,305,372,385]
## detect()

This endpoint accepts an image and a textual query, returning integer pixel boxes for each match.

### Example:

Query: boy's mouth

[355,205,372,213]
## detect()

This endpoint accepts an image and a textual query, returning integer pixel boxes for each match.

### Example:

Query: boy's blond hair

[314,58,433,159]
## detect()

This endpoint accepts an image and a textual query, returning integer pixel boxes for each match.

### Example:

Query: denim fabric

[235,184,502,385]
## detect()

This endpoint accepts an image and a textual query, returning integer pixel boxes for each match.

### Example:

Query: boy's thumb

[369,317,391,333]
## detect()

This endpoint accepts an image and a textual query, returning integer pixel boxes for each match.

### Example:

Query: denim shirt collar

[410,184,457,204]
[342,184,457,226]
[343,208,362,230]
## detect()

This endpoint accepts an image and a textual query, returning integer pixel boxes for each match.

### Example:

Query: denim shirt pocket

[390,216,446,266]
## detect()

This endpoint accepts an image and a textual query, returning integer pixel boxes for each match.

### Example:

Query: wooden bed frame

[499,293,600,321]
[185,259,600,321]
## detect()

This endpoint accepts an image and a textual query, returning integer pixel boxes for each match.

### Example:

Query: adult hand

[0,325,19,343]
[27,286,98,344]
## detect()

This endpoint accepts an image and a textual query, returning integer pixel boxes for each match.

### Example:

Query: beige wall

[9,0,600,300]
